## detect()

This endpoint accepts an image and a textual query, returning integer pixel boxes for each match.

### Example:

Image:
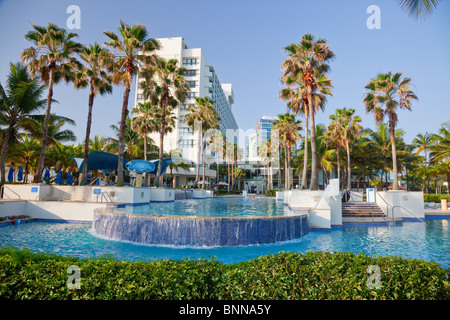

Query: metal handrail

[0,185,21,200]
[375,191,393,219]
[392,205,425,223]
[97,191,112,203]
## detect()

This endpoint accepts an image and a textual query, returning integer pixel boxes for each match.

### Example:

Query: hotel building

[134,37,238,186]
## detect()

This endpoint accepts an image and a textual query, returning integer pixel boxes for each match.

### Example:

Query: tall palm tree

[103,20,160,186]
[140,57,188,187]
[363,72,418,190]
[281,34,334,190]
[72,43,113,184]
[21,23,82,182]
[184,96,219,188]
[131,102,160,161]
[108,117,145,161]
[328,108,363,190]
[0,62,47,183]
[208,130,225,185]
[272,113,302,190]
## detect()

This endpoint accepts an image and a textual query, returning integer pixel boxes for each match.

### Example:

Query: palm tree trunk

[287,143,292,190]
[0,124,13,183]
[117,83,131,187]
[157,101,167,188]
[195,121,201,186]
[216,153,219,185]
[389,115,399,190]
[346,140,351,190]
[336,144,341,190]
[202,140,206,190]
[37,67,54,183]
[284,144,288,190]
[301,108,309,189]
[308,98,318,190]
[81,83,95,185]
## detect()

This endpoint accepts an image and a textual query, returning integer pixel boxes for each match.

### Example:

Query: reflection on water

[0,219,448,268]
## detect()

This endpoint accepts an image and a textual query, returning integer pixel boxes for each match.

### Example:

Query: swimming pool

[116,197,292,217]
[0,217,448,267]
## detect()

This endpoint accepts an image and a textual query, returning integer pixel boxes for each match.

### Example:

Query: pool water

[117,197,292,217]
[0,218,448,267]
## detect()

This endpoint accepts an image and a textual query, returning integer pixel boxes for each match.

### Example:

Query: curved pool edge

[93,207,309,247]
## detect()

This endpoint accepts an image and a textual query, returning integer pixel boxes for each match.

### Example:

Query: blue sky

[0,0,449,145]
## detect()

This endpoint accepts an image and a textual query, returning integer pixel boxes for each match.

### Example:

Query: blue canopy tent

[73,151,129,172]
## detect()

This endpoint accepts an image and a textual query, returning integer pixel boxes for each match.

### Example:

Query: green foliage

[265,189,277,197]
[424,194,450,203]
[0,248,448,300]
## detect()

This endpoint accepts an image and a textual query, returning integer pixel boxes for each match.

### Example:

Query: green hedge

[0,247,448,300]
[424,194,450,203]
[264,189,277,197]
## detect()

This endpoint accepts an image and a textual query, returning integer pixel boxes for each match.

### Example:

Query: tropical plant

[281,34,334,190]
[108,117,146,160]
[140,57,188,187]
[72,42,113,185]
[103,20,160,186]
[0,63,47,183]
[184,96,219,188]
[208,130,225,185]
[363,71,418,190]
[430,122,450,162]
[21,22,82,182]
[24,114,76,147]
[6,133,40,183]
[131,102,160,161]
[272,113,302,190]
[397,0,440,19]
[327,108,363,190]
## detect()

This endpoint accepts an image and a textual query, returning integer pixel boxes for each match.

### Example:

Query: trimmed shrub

[424,194,450,203]
[264,189,277,197]
[0,248,448,300]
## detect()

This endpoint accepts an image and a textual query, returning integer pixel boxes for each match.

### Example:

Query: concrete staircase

[342,202,386,219]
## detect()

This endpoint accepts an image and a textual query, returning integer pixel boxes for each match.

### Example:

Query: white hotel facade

[134,37,238,185]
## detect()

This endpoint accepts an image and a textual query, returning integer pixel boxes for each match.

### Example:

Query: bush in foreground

[0,247,448,300]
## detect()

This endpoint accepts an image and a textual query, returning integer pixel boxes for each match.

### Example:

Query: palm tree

[140,57,188,187]
[397,0,440,19]
[184,96,219,188]
[430,122,450,162]
[108,117,145,160]
[209,130,225,185]
[323,115,343,189]
[413,132,433,166]
[7,133,40,183]
[25,114,76,148]
[259,139,273,190]
[327,108,363,190]
[434,160,450,194]
[0,62,47,183]
[21,22,82,182]
[103,20,160,186]
[272,113,302,190]
[281,34,334,190]
[131,102,159,161]
[72,43,113,185]
[363,72,418,190]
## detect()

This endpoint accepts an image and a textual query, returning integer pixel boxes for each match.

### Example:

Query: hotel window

[187,92,197,99]
[184,70,197,77]
[182,58,199,66]
[179,128,194,136]
[187,81,197,88]
[137,94,143,101]
[179,139,195,148]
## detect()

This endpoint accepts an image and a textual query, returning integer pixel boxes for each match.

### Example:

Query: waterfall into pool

[92,198,309,247]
